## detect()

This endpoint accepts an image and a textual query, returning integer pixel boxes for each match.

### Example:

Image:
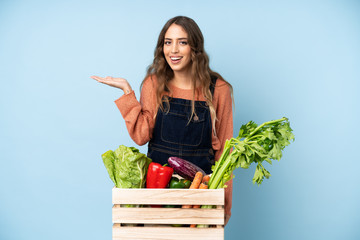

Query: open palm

[91,75,132,93]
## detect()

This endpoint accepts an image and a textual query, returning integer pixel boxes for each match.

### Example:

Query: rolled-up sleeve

[114,77,157,145]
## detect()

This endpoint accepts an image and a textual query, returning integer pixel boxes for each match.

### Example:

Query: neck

[172,70,193,89]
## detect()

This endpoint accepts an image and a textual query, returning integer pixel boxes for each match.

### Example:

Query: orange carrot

[202,175,210,184]
[182,171,203,209]
[189,171,203,189]
[193,182,208,209]
[190,182,208,228]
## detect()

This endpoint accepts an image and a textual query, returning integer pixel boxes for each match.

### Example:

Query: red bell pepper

[146,162,174,188]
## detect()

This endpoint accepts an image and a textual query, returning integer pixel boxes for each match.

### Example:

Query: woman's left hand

[225,214,230,226]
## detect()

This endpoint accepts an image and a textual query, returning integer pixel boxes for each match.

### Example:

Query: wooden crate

[112,188,225,240]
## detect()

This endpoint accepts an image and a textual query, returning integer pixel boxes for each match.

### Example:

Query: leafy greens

[209,117,295,188]
[102,145,152,188]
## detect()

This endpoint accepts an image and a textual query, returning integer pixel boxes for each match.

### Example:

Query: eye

[164,40,171,45]
[179,41,188,45]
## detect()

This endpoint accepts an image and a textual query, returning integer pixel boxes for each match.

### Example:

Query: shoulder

[215,78,230,87]
[214,78,232,95]
[141,74,158,91]
[211,77,233,109]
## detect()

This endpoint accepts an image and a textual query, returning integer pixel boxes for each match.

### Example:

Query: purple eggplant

[168,157,206,180]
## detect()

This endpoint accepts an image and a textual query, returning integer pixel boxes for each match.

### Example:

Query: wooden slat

[216,205,224,228]
[112,206,224,225]
[112,224,224,240]
[112,188,224,205]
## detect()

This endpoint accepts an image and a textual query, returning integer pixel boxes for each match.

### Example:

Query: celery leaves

[209,117,294,188]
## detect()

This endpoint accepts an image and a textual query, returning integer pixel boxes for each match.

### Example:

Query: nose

[171,42,179,53]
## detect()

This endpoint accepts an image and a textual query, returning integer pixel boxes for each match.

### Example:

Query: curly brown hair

[142,16,233,134]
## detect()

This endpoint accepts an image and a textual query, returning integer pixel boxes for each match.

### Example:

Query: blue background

[1,0,359,239]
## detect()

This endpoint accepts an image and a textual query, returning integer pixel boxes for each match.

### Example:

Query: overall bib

[147,76,217,174]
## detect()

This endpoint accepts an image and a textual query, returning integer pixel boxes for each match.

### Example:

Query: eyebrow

[164,37,188,40]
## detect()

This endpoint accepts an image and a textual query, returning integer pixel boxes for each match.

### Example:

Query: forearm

[115,91,154,145]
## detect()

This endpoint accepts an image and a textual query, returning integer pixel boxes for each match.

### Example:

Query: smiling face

[163,24,192,75]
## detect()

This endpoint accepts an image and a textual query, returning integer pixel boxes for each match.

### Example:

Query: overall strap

[210,75,217,96]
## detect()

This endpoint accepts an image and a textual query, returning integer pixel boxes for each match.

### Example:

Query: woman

[91,16,233,225]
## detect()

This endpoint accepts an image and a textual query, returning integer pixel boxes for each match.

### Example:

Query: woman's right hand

[91,75,132,94]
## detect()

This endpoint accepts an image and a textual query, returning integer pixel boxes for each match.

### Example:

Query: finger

[90,75,101,80]
[91,76,120,88]
[92,76,106,82]
[105,76,114,81]
[96,77,117,85]
[98,81,111,86]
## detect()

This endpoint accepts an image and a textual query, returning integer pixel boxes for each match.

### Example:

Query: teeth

[171,57,181,60]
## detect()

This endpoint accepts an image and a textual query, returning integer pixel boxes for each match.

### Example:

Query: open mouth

[170,56,183,64]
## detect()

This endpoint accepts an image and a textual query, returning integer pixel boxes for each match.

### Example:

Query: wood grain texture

[113,224,224,240]
[112,206,224,225]
[111,188,225,239]
[112,188,224,205]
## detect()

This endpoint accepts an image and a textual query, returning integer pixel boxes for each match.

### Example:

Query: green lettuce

[102,145,152,188]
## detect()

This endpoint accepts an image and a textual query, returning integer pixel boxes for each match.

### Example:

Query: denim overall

[147,76,217,174]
